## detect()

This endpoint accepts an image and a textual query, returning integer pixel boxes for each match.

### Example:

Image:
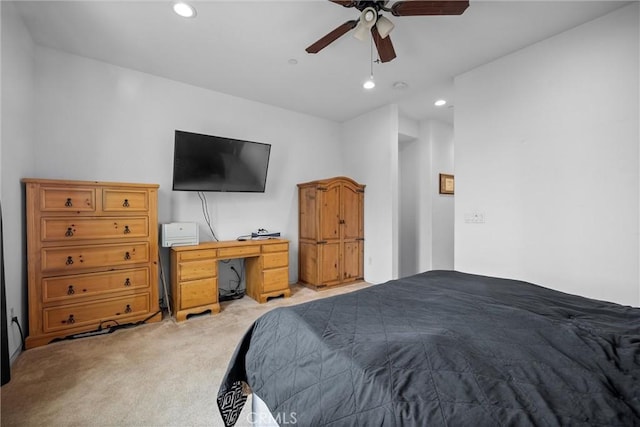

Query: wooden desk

[170,239,290,321]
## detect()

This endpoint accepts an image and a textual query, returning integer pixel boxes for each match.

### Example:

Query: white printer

[161,222,199,247]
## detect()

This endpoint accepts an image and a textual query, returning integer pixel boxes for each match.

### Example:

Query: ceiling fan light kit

[375,15,395,38]
[353,7,378,41]
[306,1,470,63]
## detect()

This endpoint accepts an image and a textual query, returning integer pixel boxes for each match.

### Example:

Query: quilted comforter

[217,270,640,426]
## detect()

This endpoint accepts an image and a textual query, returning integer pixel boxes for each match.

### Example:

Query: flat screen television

[172,130,271,192]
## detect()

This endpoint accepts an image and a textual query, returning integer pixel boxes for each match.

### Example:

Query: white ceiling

[12,0,631,124]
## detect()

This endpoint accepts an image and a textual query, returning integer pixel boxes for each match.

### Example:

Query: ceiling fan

[305,1,470,63]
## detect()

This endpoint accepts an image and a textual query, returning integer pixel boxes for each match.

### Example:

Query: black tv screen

[172,130,271,192]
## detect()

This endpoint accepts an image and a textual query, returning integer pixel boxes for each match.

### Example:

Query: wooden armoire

[298,177,365,288]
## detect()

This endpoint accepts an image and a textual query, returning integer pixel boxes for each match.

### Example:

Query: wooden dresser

[298,177,365,289]
[170,239,290,321]
[22,178,161,348]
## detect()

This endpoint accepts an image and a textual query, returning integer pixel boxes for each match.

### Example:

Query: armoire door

[319,242,340,285]
[319,184,340,242]
[342,241,362,281]
[340,183,363,241]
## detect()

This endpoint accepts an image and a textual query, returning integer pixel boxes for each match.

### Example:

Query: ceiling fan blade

[329,0,357,6]
[391,1,469,16]
[372,26,396,63]
[306,20,358,54]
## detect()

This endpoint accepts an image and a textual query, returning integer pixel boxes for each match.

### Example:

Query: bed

[217,270,640,426]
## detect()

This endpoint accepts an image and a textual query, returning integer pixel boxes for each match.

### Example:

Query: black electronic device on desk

[251,229,281,239]
[237,229,281,241]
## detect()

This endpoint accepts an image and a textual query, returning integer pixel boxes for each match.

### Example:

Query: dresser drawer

[40,187,95,212]
[263,252,288,269]
[43,268,149,303]
[102,189,149,212]
[218,246,260,259]
[180,278,217,309]
[263,267,289,293]
[262,243,288,253]
[178,259,217,282]
[42,242,149,272]
[43,293,150,332]
[179,249,217,262]
[41,217,149,242]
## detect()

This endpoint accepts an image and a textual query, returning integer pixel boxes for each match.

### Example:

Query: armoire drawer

[43,293,150,332]
[42,268,149,303]
[39,187,95,212]
[102,189,149,211]
[41,242,149,272]
[41,217,149,242]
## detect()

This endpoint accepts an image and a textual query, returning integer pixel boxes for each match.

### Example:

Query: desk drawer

[263,252,288,269]
[178,259,217,282]
[218,246,260,259]
[43,293,150,332]
[42,242,149,272]
[43,268,149,303]
[41,217,149,241]
[179,249,216,262]
[263,267,288,293]
[262,243,288,253]
[181,278,217,309]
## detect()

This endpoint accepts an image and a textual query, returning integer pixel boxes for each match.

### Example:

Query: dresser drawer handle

[123,225,131,234]
[66,256,74,265]
[124,304,132,314]
[65,198,73,207]
[65,227,74,237]
[67,285,75,295]
[123,199,130,208]
[124,278,131,287]
[64,314,75,324]
[124,252,131,260]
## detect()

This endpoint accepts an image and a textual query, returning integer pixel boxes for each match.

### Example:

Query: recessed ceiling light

[288,59,298,65]
[173,2,196,18]
[363,76,375,90]
[434,99,447,107]
[393,81,408,90]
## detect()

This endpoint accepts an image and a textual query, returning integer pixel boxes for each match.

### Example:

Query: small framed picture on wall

[439,173,454,195]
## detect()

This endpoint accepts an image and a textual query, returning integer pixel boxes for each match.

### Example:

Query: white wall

[424,120,454,270]
[397,117,455,276]
[30,46,344,283]
[1,1,37,360]
[399,136,420,277]
[398,115,420,278]
[455,4,639,306]
[342,105,399,283]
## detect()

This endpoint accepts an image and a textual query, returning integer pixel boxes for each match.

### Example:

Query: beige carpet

[0,282,372,427]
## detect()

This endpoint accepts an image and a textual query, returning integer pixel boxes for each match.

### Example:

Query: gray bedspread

[217,270,640,426]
